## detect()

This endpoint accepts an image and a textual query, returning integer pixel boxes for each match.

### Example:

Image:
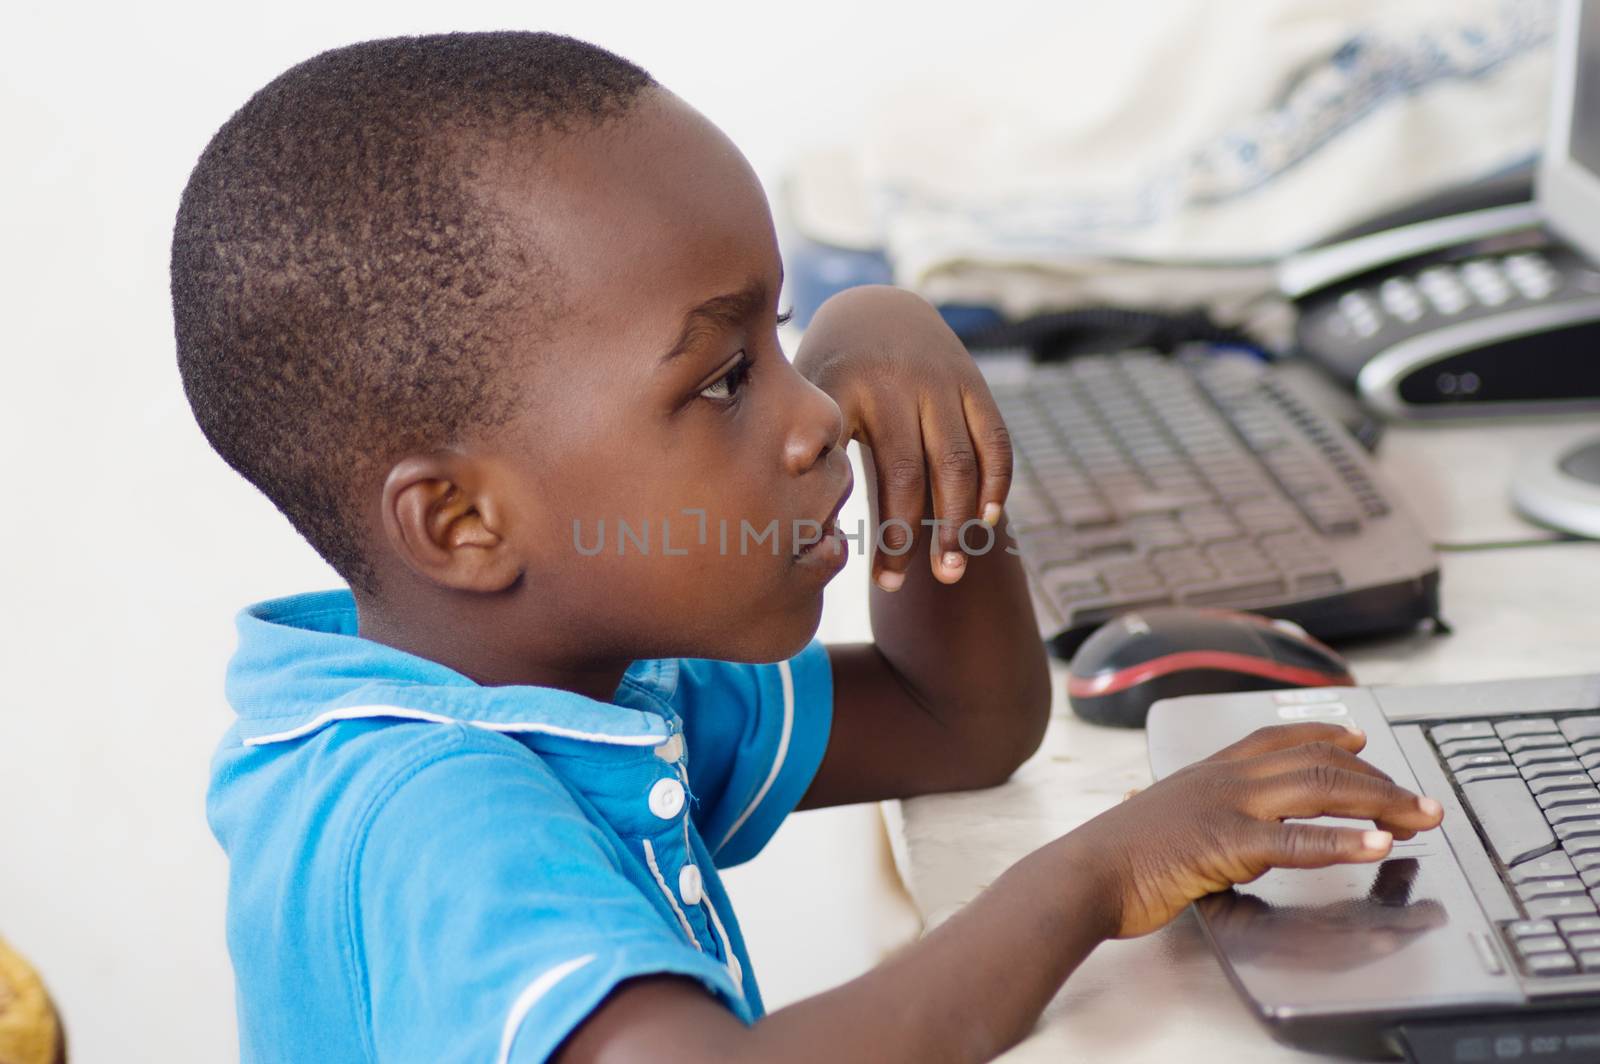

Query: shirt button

[648,777,685,820]
[654,734,684,763]
[678,863,704,906]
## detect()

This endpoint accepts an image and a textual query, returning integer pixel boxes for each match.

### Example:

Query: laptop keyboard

[987,349,1439,653]
[1431,715,1600,976]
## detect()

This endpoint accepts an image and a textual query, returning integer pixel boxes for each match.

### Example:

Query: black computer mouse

[1067,606,1356,728]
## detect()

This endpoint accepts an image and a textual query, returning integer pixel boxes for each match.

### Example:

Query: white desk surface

[876,414,1600,1063]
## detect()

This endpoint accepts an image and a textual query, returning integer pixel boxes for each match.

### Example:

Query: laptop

[1146,4,1600,1061]
[1150,678,1600,1061]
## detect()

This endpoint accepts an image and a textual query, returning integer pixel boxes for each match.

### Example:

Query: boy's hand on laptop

[1073,721,1445,939]
[793,285,1010,589]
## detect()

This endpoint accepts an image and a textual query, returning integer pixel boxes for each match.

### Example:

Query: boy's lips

[793,476,854,566]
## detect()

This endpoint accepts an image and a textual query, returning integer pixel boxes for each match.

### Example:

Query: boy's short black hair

[171,32,654,591]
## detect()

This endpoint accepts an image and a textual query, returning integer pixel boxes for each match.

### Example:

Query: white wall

[0,2,1181,1058]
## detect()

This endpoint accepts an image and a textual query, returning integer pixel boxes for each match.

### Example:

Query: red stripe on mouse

[1067,651,1355,699]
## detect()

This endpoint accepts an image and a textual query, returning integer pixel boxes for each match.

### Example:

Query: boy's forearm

[560,830,1115,1064]
[860,442,1052,779]
[752,830,1112,1061]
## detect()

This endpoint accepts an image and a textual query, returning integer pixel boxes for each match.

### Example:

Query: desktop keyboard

[985,348,1440,655]
[1430,715,1600,978]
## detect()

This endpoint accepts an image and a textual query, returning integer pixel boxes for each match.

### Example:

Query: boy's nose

[784,375,846,476]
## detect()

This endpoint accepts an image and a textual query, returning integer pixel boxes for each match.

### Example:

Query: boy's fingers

[960,382,1013,529]
[1208,722,1366,763]
[1244,740,1396,786]
[1246,767,1443,834]
[920,400,980,584]
[1260,822,1395,870]
[865,421,928,592]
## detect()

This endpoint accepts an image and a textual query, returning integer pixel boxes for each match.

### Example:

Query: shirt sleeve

[355,732,745,1064]
[673,639,833,868]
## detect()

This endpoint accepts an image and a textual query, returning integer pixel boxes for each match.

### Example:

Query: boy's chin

[713,592,826,664]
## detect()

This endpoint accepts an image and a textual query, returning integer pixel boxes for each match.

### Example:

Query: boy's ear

[379,453,523,593]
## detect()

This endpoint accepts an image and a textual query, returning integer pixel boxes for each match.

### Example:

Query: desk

[881,415,1600,1062]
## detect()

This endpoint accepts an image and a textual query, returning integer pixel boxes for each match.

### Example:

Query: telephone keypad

[1461,259,1513,306]
[1417,266,1470,316]
[1506,252,1560,301]
[1335,250,1567,341]
[1337,291,1382,337]
[1379,277,1425,322]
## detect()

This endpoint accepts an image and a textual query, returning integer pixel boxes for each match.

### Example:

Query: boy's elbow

[969,644,1053,788]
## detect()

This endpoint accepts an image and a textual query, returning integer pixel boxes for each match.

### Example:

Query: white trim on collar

[241,704,669,748]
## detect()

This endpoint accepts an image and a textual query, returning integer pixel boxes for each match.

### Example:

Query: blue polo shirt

[206,590,834,1063]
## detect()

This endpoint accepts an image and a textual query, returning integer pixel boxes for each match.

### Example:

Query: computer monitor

[1539,0,1600,261]
[1516,0,1600,539]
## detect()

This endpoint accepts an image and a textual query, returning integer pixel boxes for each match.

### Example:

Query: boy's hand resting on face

[1073,721,1445,939]
[793,286,1011,590]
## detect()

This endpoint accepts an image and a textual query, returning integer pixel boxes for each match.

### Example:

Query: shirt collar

[225,589,676,748]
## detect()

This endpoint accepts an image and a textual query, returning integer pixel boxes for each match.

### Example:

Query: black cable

[958,305,1272,362]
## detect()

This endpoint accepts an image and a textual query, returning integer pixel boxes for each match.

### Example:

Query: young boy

[172,32,1444,1063]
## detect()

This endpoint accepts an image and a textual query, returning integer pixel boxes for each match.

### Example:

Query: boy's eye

[699,352,752,403]
[776,309,794,327]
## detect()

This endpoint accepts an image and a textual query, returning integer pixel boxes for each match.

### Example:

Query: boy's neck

[354,593,631,703]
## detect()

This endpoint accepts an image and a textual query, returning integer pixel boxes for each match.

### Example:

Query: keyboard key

[1514,747,1579,768]
[1510,919,1559,936]
[1432,721,1496,744]
[1525,951,1579,975]
[1556,820,1600,842]
[1458,765,1520,784]
[1180,577,1288,606]
[1449,752,1513,772]
[1579,752,1600,772]
[1289,569,1343,595]
[1549,804,1600,824]
[1517,878,1588,900]
[1532,775,1596,795]
[1537,788,1600,809]
[1566,837,1600,857]
[1511,853,1577,882]
[1581,869,1600,889]
[1527,895,1598,919]
[1573,738,1600,758]
[1506,734,1571,754]
[1559,916,1600,934]
[1574,854,1600,873]
[1005,488,1060,532]
[1075,529,1137,557]
[1522,759,1587,779]
[1101,561,1165,595]
[1562,718,1600,743]
[1461,777,1556,866]
[1040,566,1105,604]
[1568,933,1600,952]
[1514,934,1570,955]
[1497,719,1560,738]
[1440,737,1506,758]
[1204,539,1274,576]
[1065,504,1116,530]
[1579,951,1600,972]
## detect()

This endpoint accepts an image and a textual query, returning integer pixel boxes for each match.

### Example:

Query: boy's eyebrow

[659,278,772,363]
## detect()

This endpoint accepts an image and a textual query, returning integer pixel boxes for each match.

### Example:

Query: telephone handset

[1282,165,1600,419]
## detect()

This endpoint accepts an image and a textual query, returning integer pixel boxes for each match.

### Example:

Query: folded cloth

[784,0,1554,335]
